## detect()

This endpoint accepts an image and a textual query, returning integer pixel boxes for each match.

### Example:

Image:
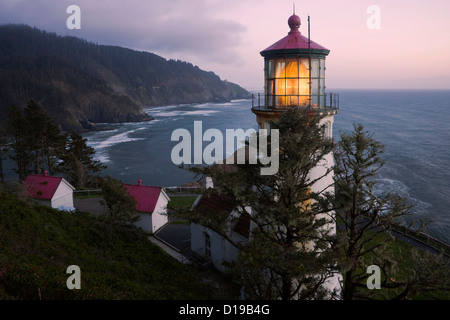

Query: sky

[1,0,450,90]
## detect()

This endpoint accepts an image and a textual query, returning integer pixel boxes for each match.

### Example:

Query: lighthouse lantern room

[252,12,339,130]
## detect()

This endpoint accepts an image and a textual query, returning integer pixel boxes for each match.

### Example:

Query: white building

[124,180,169,234]
[190,192,251,272]
[24,171,75,211]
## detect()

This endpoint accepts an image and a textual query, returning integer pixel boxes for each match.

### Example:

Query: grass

[73,190,104,199]
[340,229,450,300]
[0,191,237,300]
[167,195,198,210]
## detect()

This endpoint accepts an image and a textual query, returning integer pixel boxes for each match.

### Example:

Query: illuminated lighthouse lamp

[254,14,338,113]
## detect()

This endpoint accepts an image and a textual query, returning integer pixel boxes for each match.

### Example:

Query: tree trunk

[343,269,355,300]
[281,274,293,300]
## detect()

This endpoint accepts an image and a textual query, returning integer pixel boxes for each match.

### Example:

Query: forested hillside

[0,24,250,132]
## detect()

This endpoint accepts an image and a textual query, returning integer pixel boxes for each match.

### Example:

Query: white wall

[135,213,153,233]
[190,222,240,273]
[151,191,169,233]
[133,190,169,234]
[51,180,74,209]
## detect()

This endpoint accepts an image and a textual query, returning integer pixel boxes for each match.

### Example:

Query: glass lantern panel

[311,95,319,107]
[275,78,286,96]
[311,59,320,78]
[267,60,275,78]
[320,59,325,78]
[312,79,319,95]
[287,95,299,106]
[299,59,309,78]
[267,95,274,107]
[286,59,299,78]
[299,79,309,96]
[267,79,274,95]
[319,79,325,96]
[275,60,286,78]
[286,79,298,96]
[276,95,286,107]
[299,95,309,106]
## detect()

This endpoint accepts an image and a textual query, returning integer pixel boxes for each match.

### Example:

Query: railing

[189,247,212,266]
[251,93,340,111]
[73,189,103,197]
[165,186,203,194]
[324,92,340,110]
[391,224,450,257]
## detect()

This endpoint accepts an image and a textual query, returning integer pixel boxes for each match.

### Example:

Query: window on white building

[204,232,211,258]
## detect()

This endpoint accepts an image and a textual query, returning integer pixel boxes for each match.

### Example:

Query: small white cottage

[24,171,75,211]
[190,192,251,272]
[124,180,169,234]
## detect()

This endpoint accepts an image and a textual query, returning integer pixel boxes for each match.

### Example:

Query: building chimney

[138,179,142,187]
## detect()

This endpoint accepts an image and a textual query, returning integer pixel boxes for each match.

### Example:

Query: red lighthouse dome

[261,14,329,56]
[288,14,301,30]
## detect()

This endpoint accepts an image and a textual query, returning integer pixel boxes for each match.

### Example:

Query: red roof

[196,193,250,239]
[24,174,64,200]
[124,182,164,213]
[196,193,235,214]
[260,14,329,56]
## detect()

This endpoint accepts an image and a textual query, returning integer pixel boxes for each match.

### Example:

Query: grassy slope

[0,191,234,300]
[346,230,450,300]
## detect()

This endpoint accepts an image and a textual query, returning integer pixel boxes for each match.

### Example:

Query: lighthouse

[252,12,342,296]
[252,11,339,198]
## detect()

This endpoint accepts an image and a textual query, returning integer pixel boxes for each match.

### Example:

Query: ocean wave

[373,177,410,197]
[372,176,432,218]
[87,129,145,163]
[152,110,220,117]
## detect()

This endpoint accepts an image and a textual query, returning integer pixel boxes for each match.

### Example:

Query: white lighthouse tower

[252,12,342,296]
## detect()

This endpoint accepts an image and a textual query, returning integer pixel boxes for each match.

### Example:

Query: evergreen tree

[6,101,64,180]
[179,109,339,300]
[99,176,139,229]
[329,124,450,299]
[58,132,106,189]
[0,128,9,184]
[23,100,65,175]
[6,105,31,181]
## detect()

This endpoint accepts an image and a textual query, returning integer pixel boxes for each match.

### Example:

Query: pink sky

[1,0,449,90]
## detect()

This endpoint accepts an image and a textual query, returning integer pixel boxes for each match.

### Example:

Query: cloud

[0,0,247,66]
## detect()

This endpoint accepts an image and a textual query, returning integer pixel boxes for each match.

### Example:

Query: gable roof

[195,193,250,239]
[196,193,235,214]
[24,173,72,200]
[124,182,167,213]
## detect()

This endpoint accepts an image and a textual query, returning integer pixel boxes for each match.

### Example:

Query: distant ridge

[0,24,251,132]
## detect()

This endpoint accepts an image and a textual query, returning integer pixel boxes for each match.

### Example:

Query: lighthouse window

[275,78,286,96]
[300,59,309,76]
[265,57,326,108]
[286,59,299,78]
[267,60,275,78]
[267,79,274,95]
[311,59,320,78]
[204,232,211,258]
[286,79,298,96]
[275,61,285,78]
[320,60,325,78]
[320,79,325,96]
[311,95,319,107]
[312,79,319,96]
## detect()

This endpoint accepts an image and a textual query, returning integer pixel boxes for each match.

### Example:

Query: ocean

[81,89,450,243]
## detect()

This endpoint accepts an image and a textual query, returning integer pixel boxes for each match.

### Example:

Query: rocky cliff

[0,25,251,132]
